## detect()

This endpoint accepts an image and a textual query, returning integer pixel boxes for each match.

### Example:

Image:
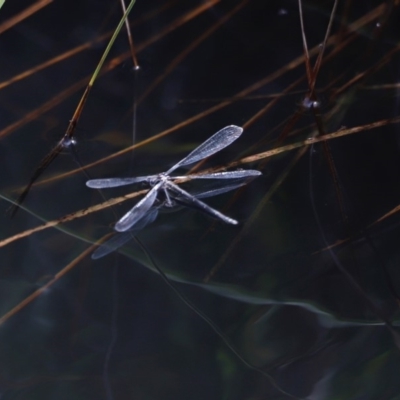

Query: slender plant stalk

[10,0,137,216]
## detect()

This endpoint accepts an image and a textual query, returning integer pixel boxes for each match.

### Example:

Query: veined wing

[177,172,260,200]
[176,170,262,180]
[170,170,261,214]
[86,176,154,189]
[92,208,159,259]
[92,232,132,259]
[115,182,162,232]
[166,125,243,174]
[166,181,238,225]
[192,182,247,199]
[171,183,247,215]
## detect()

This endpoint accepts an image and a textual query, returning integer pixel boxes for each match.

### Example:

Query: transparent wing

[193,183,247,199]
[177,170,262,180]
[92,232,132,259]
[92,208,159,259]
[166,125,243,174]
[166,181,238,225]
[86,176,153,189]
[170,183,246,216]
[114,182,161,232]
[171,170,261,212]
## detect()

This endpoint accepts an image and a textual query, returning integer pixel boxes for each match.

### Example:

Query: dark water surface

[1,1,400,399]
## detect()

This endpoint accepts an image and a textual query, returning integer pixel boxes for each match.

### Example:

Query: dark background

[1,1,400,399]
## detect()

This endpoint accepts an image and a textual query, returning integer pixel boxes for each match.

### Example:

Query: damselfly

[86,125,261,232]
[91,178,256,259]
